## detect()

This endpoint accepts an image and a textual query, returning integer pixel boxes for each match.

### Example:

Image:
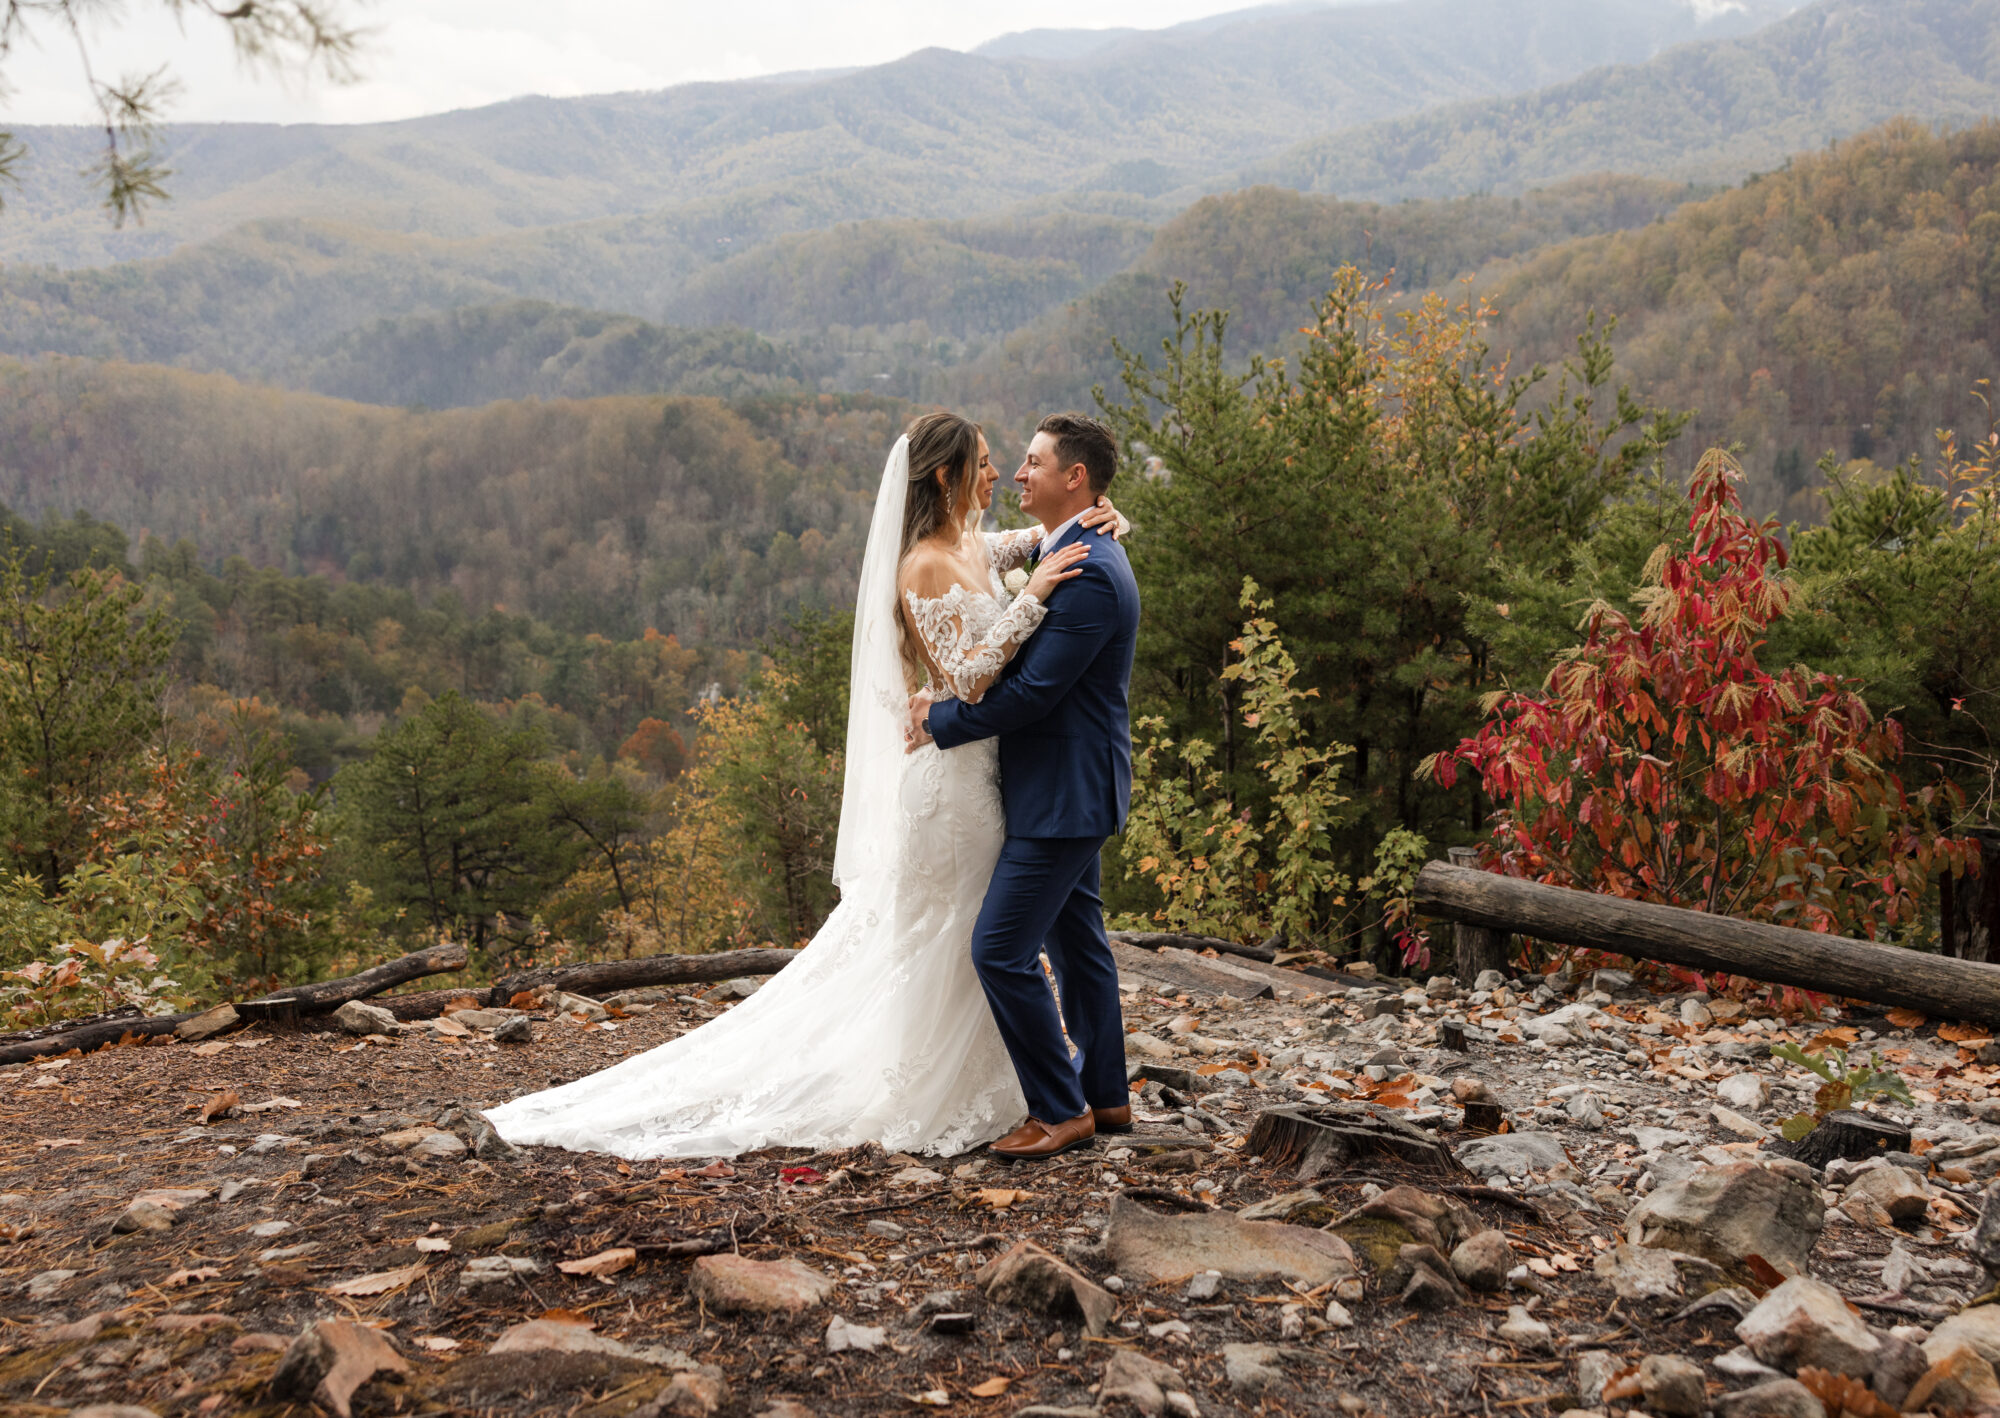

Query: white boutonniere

[1003,567,1030,597]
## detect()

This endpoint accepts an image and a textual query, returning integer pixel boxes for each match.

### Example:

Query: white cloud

[4,0,1266,126]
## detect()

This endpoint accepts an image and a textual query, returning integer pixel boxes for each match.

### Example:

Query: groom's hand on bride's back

[904,689,935,753]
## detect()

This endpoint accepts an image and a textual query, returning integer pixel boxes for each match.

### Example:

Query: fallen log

[0,941,472,1066]
[234,940,468,1022]
[1414,860,2000,1027]
[483,947,801,1007]
[1108,930,1276,964]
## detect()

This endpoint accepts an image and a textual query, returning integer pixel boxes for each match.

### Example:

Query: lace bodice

[900,529,1048,703]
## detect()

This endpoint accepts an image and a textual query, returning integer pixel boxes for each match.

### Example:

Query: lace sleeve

[902,585,1047,703]
[985,528,1041,575]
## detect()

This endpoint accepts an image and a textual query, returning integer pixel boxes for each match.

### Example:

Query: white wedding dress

[484,439,1049,1160]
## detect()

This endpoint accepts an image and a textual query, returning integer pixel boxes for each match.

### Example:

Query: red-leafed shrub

[1426,449,1974,946]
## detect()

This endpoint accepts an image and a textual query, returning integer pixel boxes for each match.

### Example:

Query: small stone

[655,1369,730,1417]
[1637,1354,1705,1416]
[24,1268,77,1300]
[824,1315,886,1353]
[332,999,398,1035]
[1102,1348,1191,1414]
[1879,1242,1925,1295]
[1872,1332,1929,1409]
[492,1015,533,1043]
[1496,1305,1552,1350]
[1626,1161,1823,1276]
[1473,970,1507,992]
[1104,1194,1354,1288]
[1924,1303,2000,1366]
[1455,1131,1570,1177]
[1184,1270,1221,1301]
[67,1407,165,1418]
[250,1220,295,1238]
[1717,1073,1771,1112]
[412,1130,468,1159]
[1735,1275,1882,1377]
[1333,1276,1363,1303]
[1712,1104,1770,1140]
[457,1255,546,1294]
[1449,1229,1514,1293]
[1681,997,1713,1027]
[113,1199,175,1233]
[688,1254,835,1317]
[1712,1377,1827,1418]
[977,1240,1116,1338]
[1222,1342,1284,1396]
[1324,1298,1354,1327]
[1843,1164,1929,1222]
[1450,1077,1494,1104]
[1573,1350,1621,1405]
[1713,1345,1783,1380]
[1567,1092,1605,1129]
[1905,1344,2000,1416]
[865,1219,906,1242]
[889,1165,945,1187]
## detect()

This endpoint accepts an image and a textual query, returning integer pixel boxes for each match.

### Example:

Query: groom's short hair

[1038,413,1117,495]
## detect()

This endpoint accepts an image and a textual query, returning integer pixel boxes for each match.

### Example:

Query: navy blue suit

[927,518,1140,1124]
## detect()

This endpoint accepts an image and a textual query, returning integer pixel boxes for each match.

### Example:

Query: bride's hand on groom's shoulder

[903,689,934,753]
[1079,495,1130,541]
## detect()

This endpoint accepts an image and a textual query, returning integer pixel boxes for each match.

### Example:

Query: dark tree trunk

[1445,847,1509,982]
[1943,830,2000,964]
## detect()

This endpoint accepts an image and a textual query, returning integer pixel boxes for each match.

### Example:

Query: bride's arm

[900,547,1086,703]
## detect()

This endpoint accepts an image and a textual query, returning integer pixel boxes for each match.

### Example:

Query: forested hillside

[1492,120,2000,519]
[0,360,899,642]
[1248,0,2000,200]
[0,0,1782,268]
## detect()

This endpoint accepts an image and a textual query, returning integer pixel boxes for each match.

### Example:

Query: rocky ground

[8,947,2000,1418]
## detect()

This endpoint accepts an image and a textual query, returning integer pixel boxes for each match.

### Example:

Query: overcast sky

[6,0,1285,127]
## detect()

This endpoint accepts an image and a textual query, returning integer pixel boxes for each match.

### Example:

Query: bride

[483,413,1123,1159]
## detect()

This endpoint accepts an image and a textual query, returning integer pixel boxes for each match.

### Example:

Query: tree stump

[1246,1104,1464,1183]
[1769,1109,1912,1169]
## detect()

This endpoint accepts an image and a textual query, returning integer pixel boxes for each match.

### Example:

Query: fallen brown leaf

[1885,1007,1927,1030]
[197,1089,241,1125]
[556,1247,636,1280]
[539,1308,594,1325]
[36,1138,83,1149]
[299,1319,412,1418]
[165,1266,223,1288]
[325,1262,428,1297]
[974,1188,1033,1211]
[1940,1022,1991,1043]
[969,1376,1013,1397]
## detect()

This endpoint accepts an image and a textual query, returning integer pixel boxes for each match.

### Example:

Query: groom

[907,413,1141,1160]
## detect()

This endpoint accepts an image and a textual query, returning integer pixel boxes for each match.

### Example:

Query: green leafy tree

[333,692,583,954]
[1100,272,1683,941]
[0,544,176,891]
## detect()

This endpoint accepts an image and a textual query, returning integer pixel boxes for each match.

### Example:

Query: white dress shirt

[1037,508,1090,559]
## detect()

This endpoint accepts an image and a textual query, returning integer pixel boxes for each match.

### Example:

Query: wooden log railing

[1414,859,2000,1027]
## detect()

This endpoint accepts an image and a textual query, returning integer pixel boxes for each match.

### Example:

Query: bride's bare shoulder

[898,544,969,601]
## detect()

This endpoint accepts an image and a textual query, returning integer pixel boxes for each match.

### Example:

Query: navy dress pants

[968,834,1128,1125]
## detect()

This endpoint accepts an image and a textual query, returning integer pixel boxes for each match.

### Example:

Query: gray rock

[434,1105,522,1162]
[1625,1161,1823,1275]
[1102,1349,1193,1415]
[1574,1350,1621,1404]
[1712,1104,1771,1140]
[1736,1275,1882,1377]
[1184,1270,1222,1301]
[112,1200,175,1233]
[1629,1126,1700,1152]
[411,1130,467,1159]
[1924,1303,2000,1366]
[824,1315,886,1353]
[1638,1354,1706,1416]
[1592,1242,1725,1302]
[1714,1345,1784,1380]
[1473,970,1507,992]
[1872,1332,1929,1409]
[1104,1193,1354,1287]
[688,1254,835,1317]
[24,1269,76,1300]
[1221,1343,1284,1397]
[1455,1131,1570,1177]
[332,999,398,1035]
[1713,1378,1827,1418]
[865,1220,907,1242]
[1681,997,1714,1026]
[1718,1073,1772,1112]
[491,1015,533,1044]
[1496,1305,1553,1351]
[1567,1092,1605,1129]
[1449,1229,1513,1293]
[1844,1164,1929,1222]
[976,1240,1115,1338]
[458,1255,548,1295]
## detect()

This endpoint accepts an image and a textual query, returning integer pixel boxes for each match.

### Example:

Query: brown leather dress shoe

[1093,1104,1134,1134]
[990,1111,1097,1160]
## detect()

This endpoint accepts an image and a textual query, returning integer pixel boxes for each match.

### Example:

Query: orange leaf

[1940,1023,1991,1043]
[969,1377,1012,1398]
[325,1262,428,1296]
[1743,1255,1786,1292]
[165,1266,222,1288]
[1885,1007,1926,1029]
[975,1188,1033,1211]
[197,1089,241,1125]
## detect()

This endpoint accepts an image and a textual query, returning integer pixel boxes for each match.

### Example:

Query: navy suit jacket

[927,518,1140,839]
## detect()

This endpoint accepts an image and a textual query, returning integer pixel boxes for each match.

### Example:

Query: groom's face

[1017,432,1086,521]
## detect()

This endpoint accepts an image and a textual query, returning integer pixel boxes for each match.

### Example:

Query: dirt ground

[0,961,1988,1417]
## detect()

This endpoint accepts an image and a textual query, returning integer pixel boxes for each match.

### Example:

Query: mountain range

[2,0,1794,268]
